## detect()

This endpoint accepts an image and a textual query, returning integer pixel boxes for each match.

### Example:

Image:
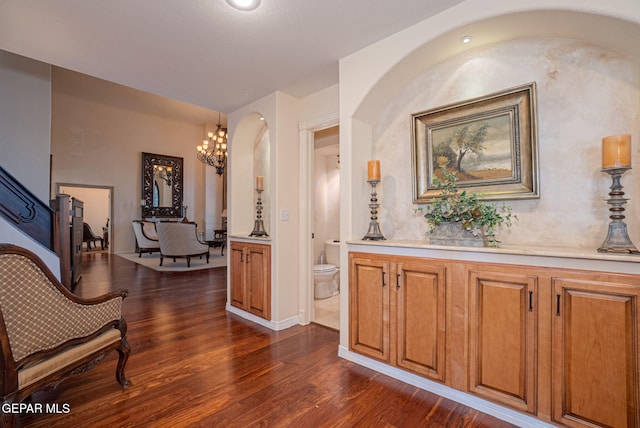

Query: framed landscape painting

[411,83,540,203]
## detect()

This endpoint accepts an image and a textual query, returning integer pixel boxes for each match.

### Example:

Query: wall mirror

[141,152,183,218]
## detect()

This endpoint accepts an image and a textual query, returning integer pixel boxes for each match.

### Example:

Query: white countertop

[228,234,272,243]
[347,239,640,274]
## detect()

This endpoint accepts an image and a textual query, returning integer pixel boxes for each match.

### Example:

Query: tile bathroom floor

[314,293,339,330]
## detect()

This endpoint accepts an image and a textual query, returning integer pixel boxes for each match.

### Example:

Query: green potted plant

[420,167,515,247]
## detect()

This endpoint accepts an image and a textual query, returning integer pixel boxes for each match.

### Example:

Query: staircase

[0,163,71,287]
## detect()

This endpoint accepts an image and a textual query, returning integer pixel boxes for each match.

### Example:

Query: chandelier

[197,114,228,175]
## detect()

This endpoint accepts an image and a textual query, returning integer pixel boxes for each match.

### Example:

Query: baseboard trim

[337,346,554,428]
[225,304,299,331]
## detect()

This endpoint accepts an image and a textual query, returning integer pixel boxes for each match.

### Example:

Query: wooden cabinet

[349,253,447,382]
[396,260,446,381]
[349,250,640,427]
[467,268,538,414]
[349,256,390,362]
[552,274,640,428]
[230,241,271,320]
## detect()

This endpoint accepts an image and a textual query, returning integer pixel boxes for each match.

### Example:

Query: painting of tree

[451,122,489,171]
[412,82,539,203]
[430,113,513,183]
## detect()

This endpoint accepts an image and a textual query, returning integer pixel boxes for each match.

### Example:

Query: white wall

[51,67,219,253]
[0,50,51,202]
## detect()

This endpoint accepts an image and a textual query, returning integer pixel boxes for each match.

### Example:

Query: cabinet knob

[382,271,386,287]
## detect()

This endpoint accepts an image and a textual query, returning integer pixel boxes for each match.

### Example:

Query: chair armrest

[63,288,128,306]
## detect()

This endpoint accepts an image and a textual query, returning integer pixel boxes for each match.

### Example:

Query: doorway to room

[56,183,113,252]
[311,125,340,330]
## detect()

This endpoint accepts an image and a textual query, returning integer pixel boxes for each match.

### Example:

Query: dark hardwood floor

[20,252,516,427]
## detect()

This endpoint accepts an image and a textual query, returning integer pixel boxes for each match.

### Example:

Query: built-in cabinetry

[230,241,271,320]
[349,255,446,382]
[349,250,640,427]
[552,273,640,428]
[467,267,538,414]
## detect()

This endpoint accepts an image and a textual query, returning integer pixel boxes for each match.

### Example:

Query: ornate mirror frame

[141,152,183,218]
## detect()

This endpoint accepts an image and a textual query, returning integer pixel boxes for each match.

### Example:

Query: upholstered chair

[155,222,210,267]
[0,244,130,428]
[82,222,104,251]
[131,220,160,257]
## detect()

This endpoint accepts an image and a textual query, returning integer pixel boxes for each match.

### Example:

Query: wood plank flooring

[19,252,516,427]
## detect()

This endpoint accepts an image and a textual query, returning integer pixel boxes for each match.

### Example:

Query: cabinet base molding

[225,304,298,331]
[338,346,554,428]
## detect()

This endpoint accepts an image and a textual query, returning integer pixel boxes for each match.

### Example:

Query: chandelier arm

[196,115,228,175]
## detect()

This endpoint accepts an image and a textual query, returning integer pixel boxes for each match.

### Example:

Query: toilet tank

[324,240,340,267]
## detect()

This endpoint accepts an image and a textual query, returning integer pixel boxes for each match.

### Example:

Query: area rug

[117,251,226,272]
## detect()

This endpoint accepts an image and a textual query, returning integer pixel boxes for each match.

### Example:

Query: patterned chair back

[0,250,122,363]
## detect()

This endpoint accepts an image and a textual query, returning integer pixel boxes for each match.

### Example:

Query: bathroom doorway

[56,183,113,252]
[312,125,340,330]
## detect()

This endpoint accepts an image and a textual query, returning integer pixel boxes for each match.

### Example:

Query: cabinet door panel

[553,278,639,428]
[468,270,537,414]
[229,243,245,309]
[349,257,390,362]
[247,245,270,320]
[396,262,446,381]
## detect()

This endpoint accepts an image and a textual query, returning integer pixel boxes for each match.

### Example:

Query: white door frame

[55,183,114,252]
[298,113,339,325]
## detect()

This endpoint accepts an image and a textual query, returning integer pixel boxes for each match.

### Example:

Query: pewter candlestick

[250,188,269,237]
[362,179,386,241]
[597,167,639,254]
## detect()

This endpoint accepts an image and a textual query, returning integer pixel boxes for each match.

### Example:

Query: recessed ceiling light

[226,0,261,11]
[461,35,473,44]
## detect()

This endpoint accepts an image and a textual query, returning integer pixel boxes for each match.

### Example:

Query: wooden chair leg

[116,338,131,388]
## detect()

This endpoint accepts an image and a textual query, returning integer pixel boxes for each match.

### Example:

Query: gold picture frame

[411,83,539,203]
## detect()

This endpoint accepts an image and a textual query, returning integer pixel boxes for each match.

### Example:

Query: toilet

[314,240,340,299]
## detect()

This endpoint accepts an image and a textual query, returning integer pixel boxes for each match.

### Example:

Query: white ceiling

[0,0,465,113]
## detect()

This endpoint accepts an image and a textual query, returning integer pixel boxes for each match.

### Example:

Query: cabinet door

[246,244,271,320]
[396,262,446,382]
[468,269,537,414]
[349,256,390,362]
[229,242,246,310]
[552,277,640,428]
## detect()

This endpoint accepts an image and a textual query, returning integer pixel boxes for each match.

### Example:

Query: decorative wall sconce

[363,160,386,240]
[597,134,639,254]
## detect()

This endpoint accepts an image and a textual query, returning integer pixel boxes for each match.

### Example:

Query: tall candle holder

[250,188,269,237]
[597,167,639,254]
[362,179,386,241]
